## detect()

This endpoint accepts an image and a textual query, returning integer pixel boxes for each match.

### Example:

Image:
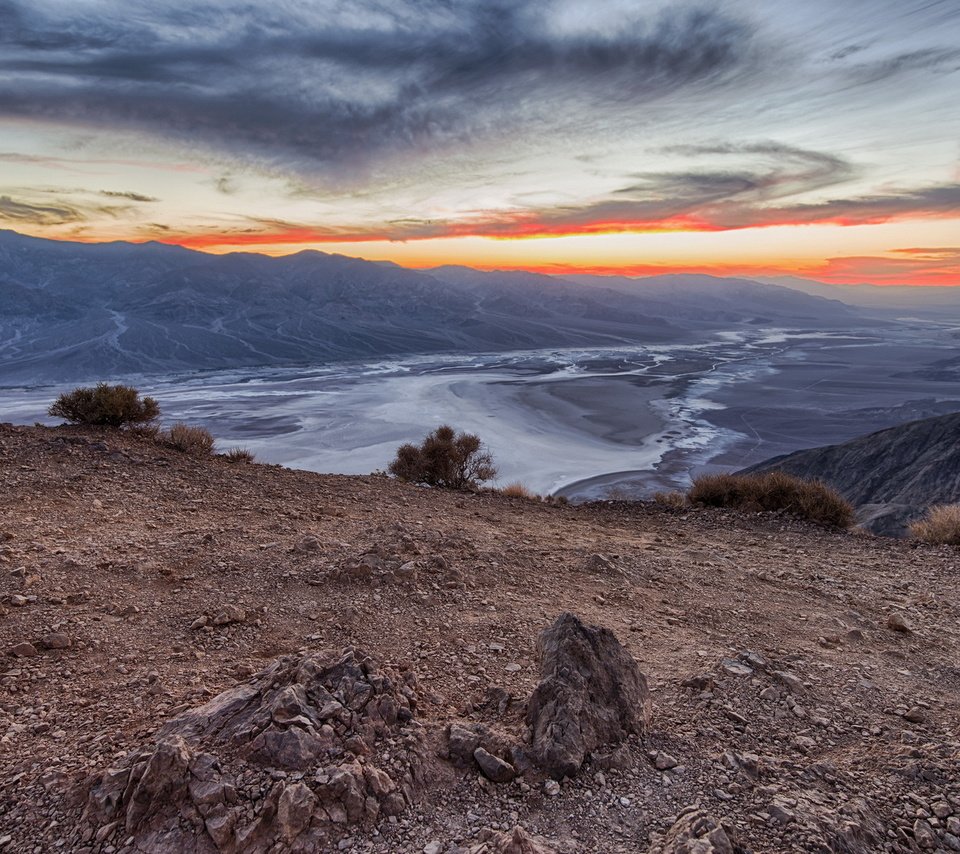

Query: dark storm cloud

[0,1,759,170]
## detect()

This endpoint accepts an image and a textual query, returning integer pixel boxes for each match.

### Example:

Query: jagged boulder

[526,613,651,779]
[468,825,561,853]
[649,808,748,854]
[81,649,424,853]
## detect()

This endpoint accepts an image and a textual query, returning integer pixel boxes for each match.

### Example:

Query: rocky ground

[1,423,958,853]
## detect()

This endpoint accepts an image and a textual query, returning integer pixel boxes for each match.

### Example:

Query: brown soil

[1,423,958,853]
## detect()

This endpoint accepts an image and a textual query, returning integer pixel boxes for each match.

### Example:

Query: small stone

[190,616,208,630]
[654,751,679,771]
[9,641,37,657]
[474,747,516,784]
[38,633,72,650]
[504,663,521,673]
[8,595,28,607]
[543,780,561,796]
[423,842,443,854]
[721,659,753,677]
[913,819,937,850]
[903,706,926,724]
[681,674,715,691]
[769,804,795,825]
[211,605,245,626]
[887,613,913,634]
[759,686,779,701]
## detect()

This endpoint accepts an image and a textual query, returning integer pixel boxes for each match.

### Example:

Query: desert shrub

[909,504,960,545]
[49,383,159,427]
[388,424,496,489]
[222,447,255,464]
[653,490,687,509]
[501,482,538,499]
[167,422,215,456]
[688,471,854,528]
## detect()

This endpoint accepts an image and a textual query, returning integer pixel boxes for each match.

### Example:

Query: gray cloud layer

[0,1,758,170]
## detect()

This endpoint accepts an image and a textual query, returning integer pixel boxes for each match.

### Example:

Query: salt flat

[4,321,960,498]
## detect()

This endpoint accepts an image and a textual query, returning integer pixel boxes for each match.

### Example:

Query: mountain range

[0,229,865,385]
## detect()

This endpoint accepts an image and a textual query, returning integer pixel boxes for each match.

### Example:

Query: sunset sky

[1,0,958,284]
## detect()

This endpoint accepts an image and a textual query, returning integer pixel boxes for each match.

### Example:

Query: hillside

[742,412,960,536]
[0,230,865,385]
[1,423,958,853]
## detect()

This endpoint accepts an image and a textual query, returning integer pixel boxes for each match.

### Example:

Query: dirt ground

[1,423,958,853]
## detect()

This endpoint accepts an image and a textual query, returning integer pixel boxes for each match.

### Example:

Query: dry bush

[688,470,853,528]
[909,504,960,545]
[653,490,687,509]
[49,383,159,427]
[501,482,538,499]
[222,447,255,464]
[167,422,215,456]
[388,424,496,489]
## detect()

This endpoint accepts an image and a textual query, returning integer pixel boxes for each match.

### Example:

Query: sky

[0,0,958,284]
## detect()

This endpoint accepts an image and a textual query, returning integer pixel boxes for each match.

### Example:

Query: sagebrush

[389,425,496,489]
[909,504,960,545]
[501,482,538,499]
[49,383,159,427]
[167,423,215,456]
[222,447,255,464]
[653,490,687,509]
[688,471,853,528]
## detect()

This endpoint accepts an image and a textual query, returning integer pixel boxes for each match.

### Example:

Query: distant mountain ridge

[1,229,862,385]
[742,411,960,536]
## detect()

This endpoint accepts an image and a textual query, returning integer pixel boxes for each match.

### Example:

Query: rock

[424,842,444,854]
[277,781,317,842]
[473,747,516,783]
[8,594,28,607]
[654,751,679,771]
[211,604,245,626]
[681,674,715,691]
[526,613,651,779]
[721,659,753,677]
[768,804,795,825]
[543,780,561,796]
[295,535,321,553]
[190,615,208,631]
[887,613,913,633]
[81,649,423,851]
[913,819,938,850]
[650,807,746,854]
[581,553,621,575]
[902,706,926,723]
[468,825,559,854]
[38,632,72,650]
[8,641,37,657]
[447,723,482,765]
[396,561,418,581]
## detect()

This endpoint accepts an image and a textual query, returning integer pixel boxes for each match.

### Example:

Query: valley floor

[0,424,958,852]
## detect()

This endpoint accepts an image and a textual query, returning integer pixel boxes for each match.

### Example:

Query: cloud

[0,194,81,224]
[0,1,759,173]
[815,248,960,285]
[99,190,157,202]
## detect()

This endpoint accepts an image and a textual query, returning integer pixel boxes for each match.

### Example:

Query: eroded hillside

[0,424,958,853]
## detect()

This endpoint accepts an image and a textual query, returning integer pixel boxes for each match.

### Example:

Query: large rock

[649,808,747,854]
[82,649,424,853]
[526,613,651,779]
